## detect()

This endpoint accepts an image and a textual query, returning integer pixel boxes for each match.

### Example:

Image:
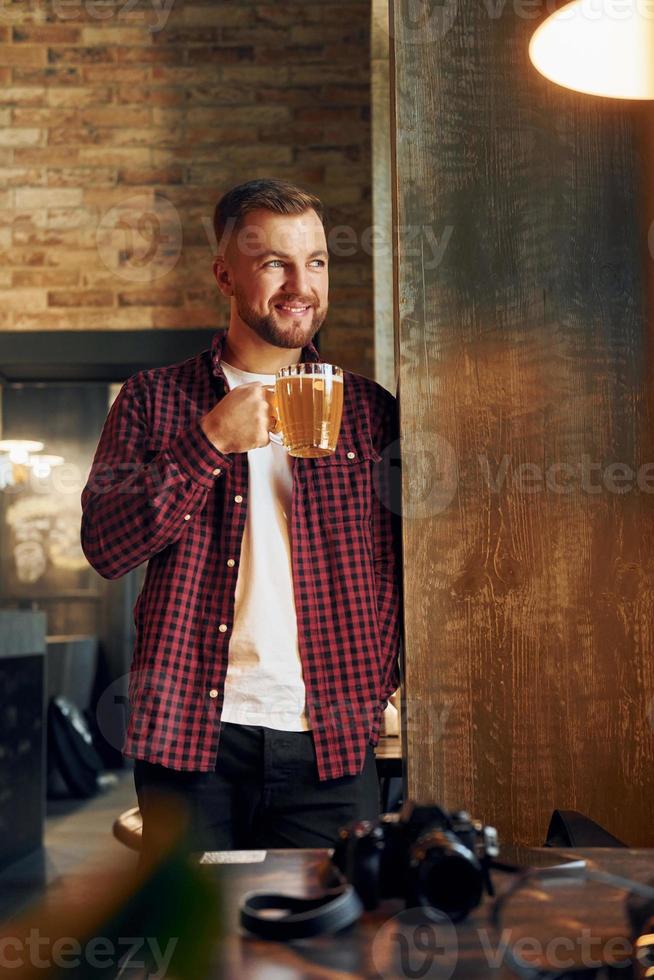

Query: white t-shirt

[218,360,310,731]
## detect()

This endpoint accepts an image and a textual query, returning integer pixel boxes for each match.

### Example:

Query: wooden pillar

[371,0,396,393]
[390,0,654,845]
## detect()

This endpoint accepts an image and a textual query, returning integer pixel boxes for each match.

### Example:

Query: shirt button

[218,624,228,633]
[209,689,218,699]
[212,468,221,476]
[234,494,243,503]
[347,451,356,460]
[183,513,191,521]
[227,559,236,567]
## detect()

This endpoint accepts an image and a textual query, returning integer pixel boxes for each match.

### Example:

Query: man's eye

[264,259,326,268]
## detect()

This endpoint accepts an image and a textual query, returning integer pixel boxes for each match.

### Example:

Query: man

[81,178,402,852]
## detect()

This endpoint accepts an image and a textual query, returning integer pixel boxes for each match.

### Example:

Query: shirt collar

[210,329,322,381]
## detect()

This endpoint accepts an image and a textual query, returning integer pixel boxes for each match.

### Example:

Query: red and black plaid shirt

[81,331,402,780]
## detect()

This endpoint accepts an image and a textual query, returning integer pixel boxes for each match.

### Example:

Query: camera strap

[239,884,364,940]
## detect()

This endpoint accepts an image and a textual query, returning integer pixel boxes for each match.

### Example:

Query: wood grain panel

[390,1,654,844]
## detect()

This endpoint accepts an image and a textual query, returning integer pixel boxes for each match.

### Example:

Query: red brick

[0,128,41,147]
[182,46,255,65]
[257,124,324,145]
[0,167,46,186]
[117,166,184,185]
[183,127,255,145]
[48,125,100,146]
[296,107,363,124]
[47,86,112,107]
[178,5,253,26]
[149,27,223,45]
[17,225,100,250]
[12,308,153,330]
[254,5,308,28]
[221,27,289,45]
[13,269,80,287]
[0,288,47,310]
[81,27,151,45]
[15,187,83,208]
[77,147,151,166]
[118,287,183,306]
[0,45,46,67]
[221,65,290,85]
[13,66,81,85]
[253,46,325,66]
[321,85,371,105]
[114,46,185,65]
[182,84,252,106]
[153,144,293,166]
[47,45,115,65]
[290,25,368,44]
[14,147,82,165]
[186,105,290,126]
[0,87,46,106]
[47,168,116,187]
[255,86,322,106]
[115,86,184,106]
[82,65,148,83]
[47,289,113,306]
[12,25,82,43]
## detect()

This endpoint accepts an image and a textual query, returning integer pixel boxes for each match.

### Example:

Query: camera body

[332,800,499,922]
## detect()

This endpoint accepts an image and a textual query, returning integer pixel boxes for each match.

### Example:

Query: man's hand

[200,382,273,454]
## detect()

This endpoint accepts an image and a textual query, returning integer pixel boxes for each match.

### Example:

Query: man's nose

[283,264,311,298]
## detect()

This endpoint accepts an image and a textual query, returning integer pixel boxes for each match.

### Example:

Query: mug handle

[262,385,282,435]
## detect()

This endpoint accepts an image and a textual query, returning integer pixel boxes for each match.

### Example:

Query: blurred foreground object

[0,795,223,979]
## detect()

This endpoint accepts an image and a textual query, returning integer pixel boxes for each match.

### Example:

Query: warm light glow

[0,439,44,465]
[30,454,65,479]
[529,0,654,100]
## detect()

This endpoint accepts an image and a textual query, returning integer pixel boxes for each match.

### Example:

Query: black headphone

[240,883,363,940]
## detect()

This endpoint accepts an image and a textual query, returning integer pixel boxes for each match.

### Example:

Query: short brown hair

[213,178,327,255]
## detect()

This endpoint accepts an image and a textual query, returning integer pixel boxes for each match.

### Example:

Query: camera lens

[409,832,484,922]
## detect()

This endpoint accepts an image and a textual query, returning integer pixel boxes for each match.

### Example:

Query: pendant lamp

[529,0,654,100]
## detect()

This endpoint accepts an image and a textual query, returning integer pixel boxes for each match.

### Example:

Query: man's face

[215,208,329,349]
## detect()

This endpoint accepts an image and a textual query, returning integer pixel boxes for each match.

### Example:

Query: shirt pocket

[305,438,382,527]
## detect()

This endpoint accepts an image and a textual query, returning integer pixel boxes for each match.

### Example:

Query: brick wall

[0,1,375,378]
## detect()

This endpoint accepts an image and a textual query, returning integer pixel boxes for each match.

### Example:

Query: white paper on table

[199,850,267,864]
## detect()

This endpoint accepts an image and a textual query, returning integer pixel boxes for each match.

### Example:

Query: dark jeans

[133,722,381,853]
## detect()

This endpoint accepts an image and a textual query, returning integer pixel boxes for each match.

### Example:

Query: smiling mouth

[274,304,313,317]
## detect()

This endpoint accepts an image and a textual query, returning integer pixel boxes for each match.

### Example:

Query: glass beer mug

[264,363,344,459]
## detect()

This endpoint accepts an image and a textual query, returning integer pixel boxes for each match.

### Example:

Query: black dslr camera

[332,800,499,922]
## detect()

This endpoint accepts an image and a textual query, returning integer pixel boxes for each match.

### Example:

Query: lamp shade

[529,0,654,100]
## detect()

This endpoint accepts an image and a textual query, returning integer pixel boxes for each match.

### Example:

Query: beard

[234,286,327,349]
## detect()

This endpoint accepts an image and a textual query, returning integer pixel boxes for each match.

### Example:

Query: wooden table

[199,847,654,979]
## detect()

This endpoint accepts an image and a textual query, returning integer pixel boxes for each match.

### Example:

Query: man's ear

[213,256,233,298]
